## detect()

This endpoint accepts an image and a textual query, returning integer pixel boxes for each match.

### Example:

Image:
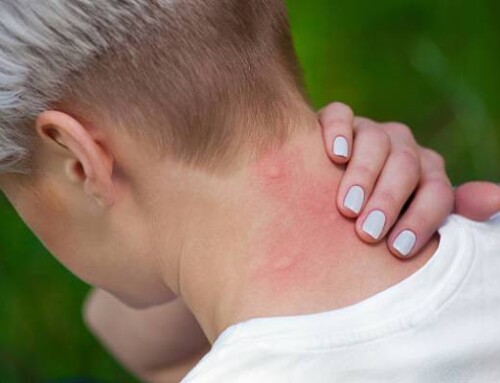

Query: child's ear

[35,110,115,208]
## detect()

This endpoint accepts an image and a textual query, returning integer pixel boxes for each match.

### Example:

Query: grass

[0,0,499,381]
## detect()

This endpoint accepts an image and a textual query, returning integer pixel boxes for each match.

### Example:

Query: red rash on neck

[248,147,348,292]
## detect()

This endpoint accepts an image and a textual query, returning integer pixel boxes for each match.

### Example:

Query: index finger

[319,102,354,164]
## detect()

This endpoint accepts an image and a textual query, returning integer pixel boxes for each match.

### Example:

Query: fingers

[353,123,422,243]
[387,148,454,258]
[336,118,391,218]
[320,105,457,260]
[319,102,354,164]
[454,182,500,221]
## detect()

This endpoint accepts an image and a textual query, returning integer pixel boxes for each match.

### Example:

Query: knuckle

[364,126,391,148]
[350,163,378,182]
[422,148,446,169]
[354,116,376,130]
[383,122,413,140]
[427,180,454,211]
[393,148,421,174]
[434,180,454,203]
[427,177,451,191]
[391,149,422,179]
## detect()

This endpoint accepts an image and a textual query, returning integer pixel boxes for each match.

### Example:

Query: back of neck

[180,124,438,342]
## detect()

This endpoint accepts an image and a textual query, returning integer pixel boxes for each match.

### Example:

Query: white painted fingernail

[362,210,386,240]
[333,136,349,158]
[393,230,417,257]
[344,186,365,214]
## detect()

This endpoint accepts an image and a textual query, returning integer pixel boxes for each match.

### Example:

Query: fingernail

[344,186,365,214]
[393,230,417,257]
[362,210,386,240]
[333,136,349,158]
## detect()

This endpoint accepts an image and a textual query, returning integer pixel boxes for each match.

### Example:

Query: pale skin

[1,103,498,382]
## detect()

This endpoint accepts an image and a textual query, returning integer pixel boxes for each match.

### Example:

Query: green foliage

[0,193,134,381]
[0,1,498,381]
[287,0,500,182]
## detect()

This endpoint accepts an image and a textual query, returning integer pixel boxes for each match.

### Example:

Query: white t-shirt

[183,215,500,383]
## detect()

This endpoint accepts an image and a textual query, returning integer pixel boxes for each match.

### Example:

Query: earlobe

[36,110,116,208]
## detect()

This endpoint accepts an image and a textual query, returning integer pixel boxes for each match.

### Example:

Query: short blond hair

[0,0,308,174]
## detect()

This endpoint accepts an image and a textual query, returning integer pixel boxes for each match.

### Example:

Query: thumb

[454,181,500,221]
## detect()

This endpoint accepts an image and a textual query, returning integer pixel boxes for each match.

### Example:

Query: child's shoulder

[445,213,500,235]
[445,214,500,267]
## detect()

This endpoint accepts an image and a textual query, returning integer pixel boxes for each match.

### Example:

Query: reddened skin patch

[248,147,347,293]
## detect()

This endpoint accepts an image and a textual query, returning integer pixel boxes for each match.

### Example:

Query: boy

[0,1,499,382]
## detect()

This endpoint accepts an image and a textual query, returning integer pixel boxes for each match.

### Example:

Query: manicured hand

[319,102,500,259]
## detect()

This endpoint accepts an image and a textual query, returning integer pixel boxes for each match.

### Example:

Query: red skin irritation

[249,148,347,293]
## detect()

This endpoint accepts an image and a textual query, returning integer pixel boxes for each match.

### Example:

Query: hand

[319,102,500,259]
[84,289,209,382]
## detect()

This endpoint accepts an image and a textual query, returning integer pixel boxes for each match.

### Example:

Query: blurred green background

[0,0,499,381]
